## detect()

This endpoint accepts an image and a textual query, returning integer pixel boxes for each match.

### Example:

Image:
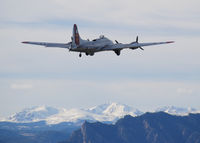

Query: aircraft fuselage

[70,36,114,54]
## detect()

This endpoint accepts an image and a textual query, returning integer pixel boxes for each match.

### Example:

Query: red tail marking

[74,24,80,45]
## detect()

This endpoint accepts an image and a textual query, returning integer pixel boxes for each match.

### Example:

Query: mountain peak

[8,105,59,122]
[102,102,139,116]
[155,106,199,115]
[88,102,142,118]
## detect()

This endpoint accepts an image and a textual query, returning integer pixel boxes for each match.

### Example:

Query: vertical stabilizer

[72,24,83,46]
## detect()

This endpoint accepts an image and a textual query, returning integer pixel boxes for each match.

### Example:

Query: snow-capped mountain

[88,103,142,117]
[46,103,143,124]
[0,117,5,122]
[6,103,143,124]
[155,106,199,116]
[8,106,59,122]
[4,103,200,125]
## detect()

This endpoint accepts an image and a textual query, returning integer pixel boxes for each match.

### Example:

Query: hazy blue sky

[0,0,200,117]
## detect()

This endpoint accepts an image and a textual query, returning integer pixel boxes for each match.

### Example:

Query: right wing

[22,41,71,49]
[104,41,174,51]
[130,41,174,47]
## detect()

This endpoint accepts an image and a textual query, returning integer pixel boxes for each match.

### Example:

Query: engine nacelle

[113,49,121,56]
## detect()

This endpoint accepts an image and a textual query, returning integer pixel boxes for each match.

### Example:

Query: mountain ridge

[64,112,200,143]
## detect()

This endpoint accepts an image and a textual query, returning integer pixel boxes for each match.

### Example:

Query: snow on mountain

[5,103,200,125]
[0,117,6,122]
[46,103,143,124]
[6,103,143,124]
[46,108,95,124]
[155,106,200,116]
[88,103,111,114]
[102,103,142,117]
[8,106,59,122]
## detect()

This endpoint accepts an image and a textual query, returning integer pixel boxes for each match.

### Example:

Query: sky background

[0,0,200,117]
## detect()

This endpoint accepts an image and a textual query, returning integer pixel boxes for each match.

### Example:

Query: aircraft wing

[22,41,71,49]
[130,41,174,47]
[105,41,174,51]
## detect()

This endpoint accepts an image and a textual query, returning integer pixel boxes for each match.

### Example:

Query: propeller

[139,47,144,50]
[135,36,144,50]
[68,41,73,52]
[115,40,119,44]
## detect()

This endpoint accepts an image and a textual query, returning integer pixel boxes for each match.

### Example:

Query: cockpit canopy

[99,35,104,39]
[92,35,105,41]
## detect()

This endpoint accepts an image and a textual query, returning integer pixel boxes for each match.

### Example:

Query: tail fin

[72,24,83,46]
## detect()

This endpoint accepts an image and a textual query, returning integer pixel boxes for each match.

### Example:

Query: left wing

[22,41,71,49]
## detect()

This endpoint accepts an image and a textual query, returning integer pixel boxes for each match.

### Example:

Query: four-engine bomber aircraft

[22,24,174,57]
